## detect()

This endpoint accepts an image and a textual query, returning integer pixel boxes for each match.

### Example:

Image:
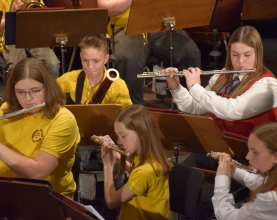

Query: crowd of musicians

[1,0,277,220]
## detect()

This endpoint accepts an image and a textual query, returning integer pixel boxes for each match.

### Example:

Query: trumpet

[106,68,119,81]
[137,68,256,78]
[91,135,131,157]
[0,102,46,120]
[207,151,257,174]
[25,0,45,8]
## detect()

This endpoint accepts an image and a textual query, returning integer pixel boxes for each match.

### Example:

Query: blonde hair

[248,122,277,202]
[115,104,173,177]
[211,26,269,98]
[79,34,108,54]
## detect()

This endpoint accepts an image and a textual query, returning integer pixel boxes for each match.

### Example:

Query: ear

[104,54,109,64]
[273,152,277,164]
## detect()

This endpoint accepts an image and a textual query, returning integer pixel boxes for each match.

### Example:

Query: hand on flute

[161,67,201,90]
[100,135,117,169]
[182,67,201,90]
[161,67,180,90]
[215,152,236,178]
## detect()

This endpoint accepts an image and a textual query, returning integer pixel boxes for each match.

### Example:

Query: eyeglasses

[15,86,44,99]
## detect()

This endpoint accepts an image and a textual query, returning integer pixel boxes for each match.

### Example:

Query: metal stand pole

[163,18,176,110]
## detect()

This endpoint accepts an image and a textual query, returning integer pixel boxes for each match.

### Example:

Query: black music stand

[0,178,66,220]
[126,0,215,108]
[14,8,108,74]
[0,177,99,220]
[126,0,216,65]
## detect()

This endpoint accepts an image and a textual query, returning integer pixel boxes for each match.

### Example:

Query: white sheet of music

[79,173,96,201]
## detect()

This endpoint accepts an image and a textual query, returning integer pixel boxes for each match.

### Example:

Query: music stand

[241,0,277,21]
[0,177,99,220]
[14,9,108,74]
[126,0,216,67]
[65,104,123,146]
[149,111,234,158]
[0,178,65,220]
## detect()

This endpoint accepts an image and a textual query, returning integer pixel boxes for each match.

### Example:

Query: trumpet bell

[25,1,45,8]
[106,68,119,81]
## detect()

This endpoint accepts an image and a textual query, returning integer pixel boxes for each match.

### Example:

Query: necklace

[80,82,91,104]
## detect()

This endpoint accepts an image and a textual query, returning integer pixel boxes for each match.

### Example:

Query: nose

[239,55,244,64]
[88,61,94,69]
[245,151,250,161]
[117,138,122,146]
[25,92,33,101]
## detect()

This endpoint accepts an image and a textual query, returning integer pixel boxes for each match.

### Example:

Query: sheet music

[75,201,105,220]
[79,173,96,201]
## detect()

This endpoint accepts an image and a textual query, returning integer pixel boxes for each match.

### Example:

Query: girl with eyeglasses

[0,58,80,199]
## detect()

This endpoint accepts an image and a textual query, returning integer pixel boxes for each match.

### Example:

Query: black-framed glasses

[15,86,44,99]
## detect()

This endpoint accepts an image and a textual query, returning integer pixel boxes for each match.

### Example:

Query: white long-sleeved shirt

[170,73,277,120]
[212,169,277,220]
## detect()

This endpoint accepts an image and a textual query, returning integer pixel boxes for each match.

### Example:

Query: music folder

[0,177,101,220]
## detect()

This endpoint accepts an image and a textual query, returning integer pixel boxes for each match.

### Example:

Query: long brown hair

[116,104,173,177]
[248,122,277,202]
[3,58,65,118]
[211,26,269,98]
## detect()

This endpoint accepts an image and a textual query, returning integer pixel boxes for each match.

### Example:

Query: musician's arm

[167,68,216,114]
[0,145,60,179]
[97,0,132,16]
[103,162,135,209]
[0,110,79,179]
[189,77,277,120]
[212,170,267,219]
[232,168,263,191]
[170,84,209,115]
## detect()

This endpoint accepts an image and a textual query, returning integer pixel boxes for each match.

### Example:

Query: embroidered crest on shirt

[32,129,43,142]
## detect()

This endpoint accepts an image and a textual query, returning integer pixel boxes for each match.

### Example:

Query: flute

[91,135,131,157]
[207,151,257,174]
[0,102,46,121]
[137,68,256,78]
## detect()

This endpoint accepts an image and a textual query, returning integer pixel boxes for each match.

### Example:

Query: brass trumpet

[1,0,45,54]
[207,151,257,174]
[91,135,131,157]
[25,0,45,8]
[137,68,256,78]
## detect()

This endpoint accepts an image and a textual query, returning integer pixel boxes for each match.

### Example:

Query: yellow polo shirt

[0,104,80,198]
[119,155,170,220]
[56,67,132,107]
[107,8,130,36]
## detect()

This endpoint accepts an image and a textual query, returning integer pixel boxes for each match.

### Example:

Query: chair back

[169,162,204,220]
[0,96,3,107]
[72,151,82,202]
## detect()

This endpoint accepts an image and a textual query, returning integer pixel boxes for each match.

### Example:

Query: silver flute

[137,68,256,78]
[0,102,46,121]
[91,135,131,157]
[207,151,257,174]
